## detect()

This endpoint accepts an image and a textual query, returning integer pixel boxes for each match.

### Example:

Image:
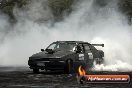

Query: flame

[78,65,86,76]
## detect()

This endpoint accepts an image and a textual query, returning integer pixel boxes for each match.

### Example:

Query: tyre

[85,60,93,71]
[65,60,73,74]
[79,76,86,84]
[33,69,39,73]
[94,58,104,65]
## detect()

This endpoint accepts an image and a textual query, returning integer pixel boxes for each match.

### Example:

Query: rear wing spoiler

[91,44,104,47]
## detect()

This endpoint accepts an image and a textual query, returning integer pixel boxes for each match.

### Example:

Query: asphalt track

[0,67,131,88]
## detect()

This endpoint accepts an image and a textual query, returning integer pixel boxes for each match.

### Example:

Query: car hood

[29,50,74,60]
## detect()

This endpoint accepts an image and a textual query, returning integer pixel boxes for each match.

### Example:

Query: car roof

[55,41,91,44]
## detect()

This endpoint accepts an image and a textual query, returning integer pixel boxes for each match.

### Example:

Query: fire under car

[28,41,104,73]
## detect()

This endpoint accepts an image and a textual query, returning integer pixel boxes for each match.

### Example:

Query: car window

[47,42,76,51]
[83,44,91,52]
[78,44,84,53]
[47,43,57,50]
[89,45,98,56]
[58,43,75,50]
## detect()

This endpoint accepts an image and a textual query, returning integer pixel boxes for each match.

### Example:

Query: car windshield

[46,42,76,51]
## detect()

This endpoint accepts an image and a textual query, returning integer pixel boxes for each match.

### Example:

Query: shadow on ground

[0,67,131,88]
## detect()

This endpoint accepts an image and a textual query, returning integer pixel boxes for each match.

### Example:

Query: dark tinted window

[83,44,91,52]
[46,42,76,51]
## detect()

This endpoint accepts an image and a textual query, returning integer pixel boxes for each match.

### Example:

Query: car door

[72,44,85,71]
[82,43,94,68]
[76,43,90,67]
[77,44,84,60]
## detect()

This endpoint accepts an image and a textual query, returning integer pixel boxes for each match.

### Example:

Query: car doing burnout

[28,41,104,73]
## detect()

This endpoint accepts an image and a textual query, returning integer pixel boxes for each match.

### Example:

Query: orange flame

[78,65,86,76]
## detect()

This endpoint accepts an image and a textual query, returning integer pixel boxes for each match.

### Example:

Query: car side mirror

[41,49,44,52]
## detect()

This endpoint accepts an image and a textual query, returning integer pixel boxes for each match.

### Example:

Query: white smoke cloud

[0,0,132,71]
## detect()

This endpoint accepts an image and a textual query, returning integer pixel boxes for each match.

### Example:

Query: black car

[28,41,104,73]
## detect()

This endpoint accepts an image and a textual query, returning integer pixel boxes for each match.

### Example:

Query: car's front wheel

[64,59,73,74]
[33,69,39,73]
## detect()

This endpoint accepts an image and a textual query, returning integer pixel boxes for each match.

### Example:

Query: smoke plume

[0,0,132,71]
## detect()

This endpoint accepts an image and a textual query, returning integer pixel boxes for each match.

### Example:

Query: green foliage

[48,0,74,19]
[0,0,132,21]
[0,0,73,20]
[120,0,132,16]
[16,0,31,8]
[0,0,30,19]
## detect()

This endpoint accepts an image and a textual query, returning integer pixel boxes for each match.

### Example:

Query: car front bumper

[28,60,65,70]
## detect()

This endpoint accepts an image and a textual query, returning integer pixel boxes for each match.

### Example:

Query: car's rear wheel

[65,59,73,74]
[33,69,39,73]
[94,58,104,65]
